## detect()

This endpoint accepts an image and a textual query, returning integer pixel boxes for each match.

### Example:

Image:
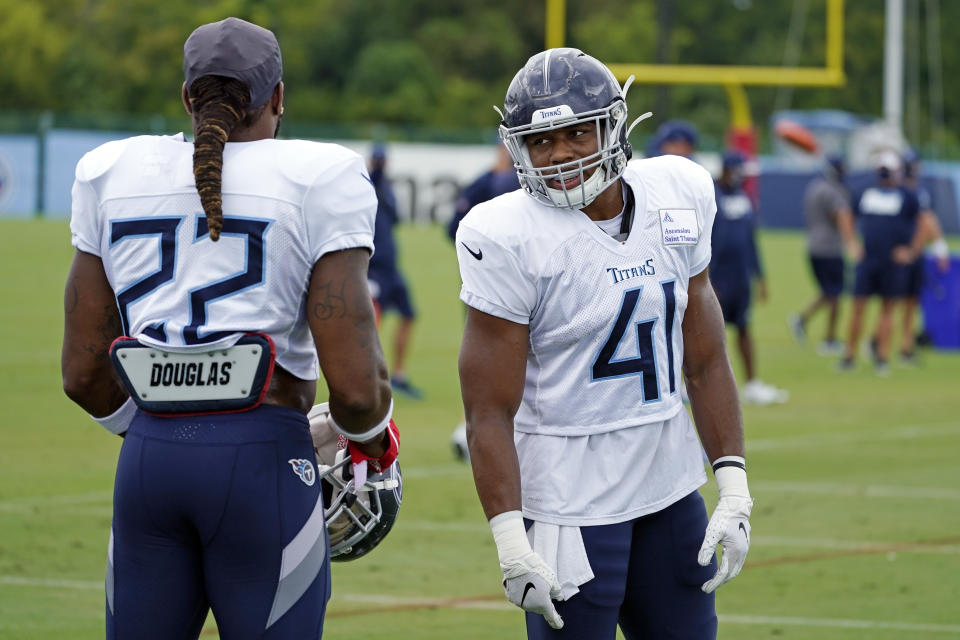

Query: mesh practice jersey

[456,155,716,437]
[70,134,376,381]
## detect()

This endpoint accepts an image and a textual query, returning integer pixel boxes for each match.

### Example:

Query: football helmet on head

[496,48,650,210]
[308,403,402,562]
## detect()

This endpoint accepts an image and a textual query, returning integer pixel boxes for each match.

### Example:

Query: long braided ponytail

[188,76,253,241]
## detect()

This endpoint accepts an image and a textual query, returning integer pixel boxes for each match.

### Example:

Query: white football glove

[698,460,754,594]
[490,511,564,629]
[502,551,564,629]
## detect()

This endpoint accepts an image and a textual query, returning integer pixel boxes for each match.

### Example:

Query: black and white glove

[491,511,563,629]
[698,456,754,593]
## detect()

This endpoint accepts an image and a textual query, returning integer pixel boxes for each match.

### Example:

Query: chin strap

[619,181,636,238]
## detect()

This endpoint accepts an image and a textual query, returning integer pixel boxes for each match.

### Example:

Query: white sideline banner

[335,140,501,224]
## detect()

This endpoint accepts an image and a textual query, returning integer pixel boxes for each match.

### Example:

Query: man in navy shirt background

[886,150,951,363]
[368,144,423,399]
[447,141,520,459]
[645,119,699,159]
[710,151,788,405]
[446,142,519,241]
[840,150,921,374]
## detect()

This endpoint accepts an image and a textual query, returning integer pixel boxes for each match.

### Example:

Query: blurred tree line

[0,0,955,153]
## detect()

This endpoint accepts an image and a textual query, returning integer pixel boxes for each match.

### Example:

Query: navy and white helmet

[496,48,649,209]
[308,403,402,562]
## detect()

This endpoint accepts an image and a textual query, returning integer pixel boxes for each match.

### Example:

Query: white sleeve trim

[459,290,530,325]
[314,231,374,262]
[689,255,711,278]
[70,174,103,256]
[71,234,101,256]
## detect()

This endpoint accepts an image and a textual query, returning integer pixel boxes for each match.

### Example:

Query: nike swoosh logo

[739,522,749,540]
[520,582,536,607]
[461,242,482,260]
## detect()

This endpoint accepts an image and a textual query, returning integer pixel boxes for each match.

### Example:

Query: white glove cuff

[490,510,532,565]
[92,397,136,436]
[329,398,393,443]
[714,465,751,499]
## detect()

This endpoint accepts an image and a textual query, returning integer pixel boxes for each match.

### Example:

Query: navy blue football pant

[368,266,416,319]
[525,491,718,640]
[107,405,330,639]
[809,255,846,297]
[904,258,925,297]
[853,258,908,298]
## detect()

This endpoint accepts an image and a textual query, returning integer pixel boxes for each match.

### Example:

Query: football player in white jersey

[455,48,753,639]
[61,18,398,639]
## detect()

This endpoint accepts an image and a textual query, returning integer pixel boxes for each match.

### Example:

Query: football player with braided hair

[61,17,398,639]
[455,48,752,638]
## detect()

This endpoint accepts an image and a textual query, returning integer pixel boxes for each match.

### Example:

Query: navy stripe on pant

[526,491,717,640]
[106,405,331,640]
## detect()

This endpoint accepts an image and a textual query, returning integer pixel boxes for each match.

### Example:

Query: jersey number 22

[110,215,270,344]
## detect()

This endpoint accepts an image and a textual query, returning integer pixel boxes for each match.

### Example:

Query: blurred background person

[447,141,519,241]
[447,140,520,461]
[711,151,788,405]
[368,143,423,399]
[891,149,951,363]
[790,153,853,355]
[840,150,920,375]
[645,119,698,159]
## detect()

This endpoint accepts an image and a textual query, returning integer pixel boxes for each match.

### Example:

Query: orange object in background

[774,119,820,154]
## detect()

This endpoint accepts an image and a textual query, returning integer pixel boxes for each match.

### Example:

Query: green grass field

[1,218,958,639]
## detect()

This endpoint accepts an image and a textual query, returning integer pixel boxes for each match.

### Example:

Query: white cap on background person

[873,149,902,173]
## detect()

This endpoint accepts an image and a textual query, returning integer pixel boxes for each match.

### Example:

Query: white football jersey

[456,154,716,524]
[70,134,377,381]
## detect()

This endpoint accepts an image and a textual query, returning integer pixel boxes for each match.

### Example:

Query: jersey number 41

[591,281,677,403]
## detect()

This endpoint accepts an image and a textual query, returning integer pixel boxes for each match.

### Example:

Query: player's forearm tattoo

[83,304,123,360]
[312,280,347,320]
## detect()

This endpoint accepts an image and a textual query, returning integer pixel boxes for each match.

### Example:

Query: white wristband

[329,398,393,443]
[931,238,949,260]
[714,465,751,499]
[489,510,533,564]
[92,397,136,436]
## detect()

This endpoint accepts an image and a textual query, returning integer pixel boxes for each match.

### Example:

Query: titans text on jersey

[607,258,657,284]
